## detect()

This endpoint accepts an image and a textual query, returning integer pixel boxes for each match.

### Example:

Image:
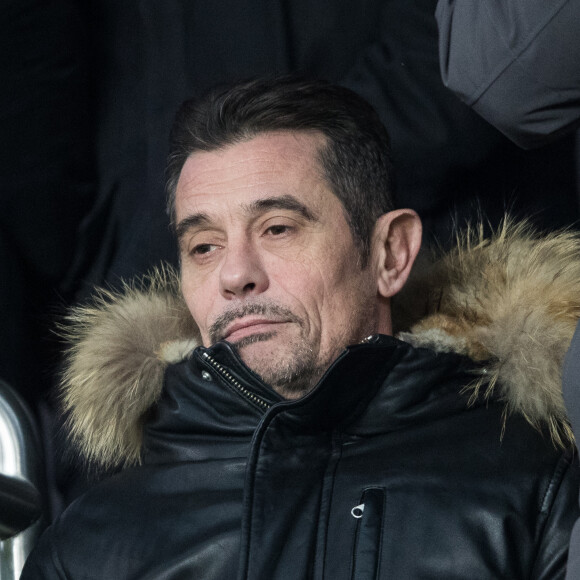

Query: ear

[373,209,422,298]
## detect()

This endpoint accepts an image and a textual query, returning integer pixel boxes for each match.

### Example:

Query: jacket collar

[143,335,484,466]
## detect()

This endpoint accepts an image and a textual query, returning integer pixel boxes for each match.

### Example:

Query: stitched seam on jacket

[530,452,575,576]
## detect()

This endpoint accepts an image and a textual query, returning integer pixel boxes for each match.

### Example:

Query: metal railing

[0,380,44,579]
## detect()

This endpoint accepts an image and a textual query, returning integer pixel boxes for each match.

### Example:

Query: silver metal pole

[0,381,45,579]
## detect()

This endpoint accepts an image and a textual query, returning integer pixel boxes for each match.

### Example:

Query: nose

[219,240,269,299]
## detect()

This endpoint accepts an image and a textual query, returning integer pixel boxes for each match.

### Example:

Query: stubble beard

[234,331,327,399]
[208,303,326,398]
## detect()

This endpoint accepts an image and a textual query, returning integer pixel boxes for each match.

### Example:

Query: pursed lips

[223,318,286,342]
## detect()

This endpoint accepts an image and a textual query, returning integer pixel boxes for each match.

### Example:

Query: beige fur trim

[394,219,580,446]
[59,265,199,469]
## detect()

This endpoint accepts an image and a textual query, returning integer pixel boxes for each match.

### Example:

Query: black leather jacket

[22,336,580,579]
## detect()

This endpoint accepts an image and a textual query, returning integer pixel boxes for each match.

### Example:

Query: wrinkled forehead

[174,131,335,221]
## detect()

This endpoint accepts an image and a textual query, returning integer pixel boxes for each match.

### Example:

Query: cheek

[318,260,376,329]
[181,275,213,340]
[275,263,343,334]
[276,243,355,300]
[271,258,323,301]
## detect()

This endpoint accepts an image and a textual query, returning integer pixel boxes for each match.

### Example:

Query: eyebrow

[175,194,318,243]
[243,195,318,222]
[175,213,211,242]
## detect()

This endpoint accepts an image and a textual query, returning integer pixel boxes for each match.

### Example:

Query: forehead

[174,131,334,221]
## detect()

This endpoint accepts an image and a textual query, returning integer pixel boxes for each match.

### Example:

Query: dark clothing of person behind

[0,0,95,405]
[437,0,580,149]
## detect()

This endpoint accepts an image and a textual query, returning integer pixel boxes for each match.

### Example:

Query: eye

[265,224,292,236]
[191,243,218,255]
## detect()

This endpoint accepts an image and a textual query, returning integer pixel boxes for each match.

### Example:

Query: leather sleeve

[19,527,66,580]
[436,0,580,148]
[532,454,580,579]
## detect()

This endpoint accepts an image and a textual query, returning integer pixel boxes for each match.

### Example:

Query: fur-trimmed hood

[60,220,580,470]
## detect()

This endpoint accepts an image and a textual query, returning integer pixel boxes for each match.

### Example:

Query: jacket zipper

[201,351,272,410]
[350,487,386,580]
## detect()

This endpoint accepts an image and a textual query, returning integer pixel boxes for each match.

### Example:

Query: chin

[232,334,326,398]
[234,335,290,372]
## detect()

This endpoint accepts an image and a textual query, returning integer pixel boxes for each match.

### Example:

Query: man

[22,77,580,578]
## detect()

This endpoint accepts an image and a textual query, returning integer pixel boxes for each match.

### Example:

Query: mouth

[223,318,286,343]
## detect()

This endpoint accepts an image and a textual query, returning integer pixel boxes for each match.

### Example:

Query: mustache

[208,302,301,344]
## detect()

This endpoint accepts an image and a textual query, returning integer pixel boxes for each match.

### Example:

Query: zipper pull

[351,503,365,519]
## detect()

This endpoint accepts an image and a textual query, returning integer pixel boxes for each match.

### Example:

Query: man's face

[175,131,385,398]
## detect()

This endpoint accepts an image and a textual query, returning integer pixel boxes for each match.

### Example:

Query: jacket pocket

[350,487,385,580]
